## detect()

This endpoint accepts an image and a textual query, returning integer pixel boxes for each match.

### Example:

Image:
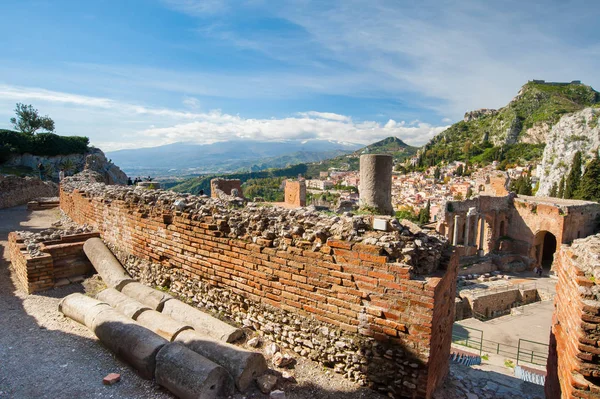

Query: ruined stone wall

[284,180,306,207]
[210,178,243,199]
[60,183,457,398]
[0,175,58,209]
[9,231,98,293]
[545,234,600,399]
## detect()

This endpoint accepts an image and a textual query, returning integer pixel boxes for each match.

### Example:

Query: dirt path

[0,206,173,399]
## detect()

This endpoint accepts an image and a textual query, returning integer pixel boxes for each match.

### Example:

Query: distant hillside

[306,136,418,176]
[169,136,417,194]
[418,80,600,168]
[170,163,308,195]
[107,139,361,177]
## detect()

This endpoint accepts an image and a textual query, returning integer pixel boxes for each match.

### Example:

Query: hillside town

[304,160,535,224]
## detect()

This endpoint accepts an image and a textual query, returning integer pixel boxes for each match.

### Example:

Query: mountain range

[107,139,362,177]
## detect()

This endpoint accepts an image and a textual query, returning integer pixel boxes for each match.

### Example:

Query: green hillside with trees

[417,81,600,169]
[306,136,418,176]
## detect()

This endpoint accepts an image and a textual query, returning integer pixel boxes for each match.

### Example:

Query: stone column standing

[464,216,471,246]
[478,215,485,253]
[359,154,394,215]
[465,207,477,246]
[453,215,460,245]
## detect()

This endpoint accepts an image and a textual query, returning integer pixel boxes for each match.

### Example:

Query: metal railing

[451,324,549,366]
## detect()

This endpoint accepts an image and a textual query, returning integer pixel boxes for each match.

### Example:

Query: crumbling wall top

[61,173,449,275]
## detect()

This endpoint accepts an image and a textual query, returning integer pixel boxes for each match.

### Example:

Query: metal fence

[451,324,549,366]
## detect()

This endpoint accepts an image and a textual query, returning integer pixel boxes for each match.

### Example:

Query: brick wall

[9,232,98,293]
[545,235,600,398]
[60,187,457,398]
[284,180,306,207]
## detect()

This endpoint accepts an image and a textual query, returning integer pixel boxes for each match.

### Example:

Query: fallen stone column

[96,288,152,319]
[175,329,267,392]
[89,306,168,379]
[59,293,112,327]
[97,287,193,341]
[59,293,168,380]
[161,298,243,343]
[135,310,193,341]
[83,237,133,290]
[155,342,232,399]
[120,281,172,311]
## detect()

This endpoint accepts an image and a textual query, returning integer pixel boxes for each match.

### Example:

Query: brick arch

[532,230,558,269]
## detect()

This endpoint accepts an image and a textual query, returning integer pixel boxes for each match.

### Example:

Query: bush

[0,129,89,158]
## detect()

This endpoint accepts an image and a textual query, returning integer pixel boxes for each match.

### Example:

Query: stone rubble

[62,172,449,275]
[105,244,425,390]
[15,213,95,257]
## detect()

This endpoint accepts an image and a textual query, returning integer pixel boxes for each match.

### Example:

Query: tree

[418,200,431,225]
[558,176,566,198]
[549,182,558,198]
[564,151,582,199]
[433,167,441,180]
[466,187,473,199]
[10,103,55,135]
[455,164,464,176]
[574,153,600,202]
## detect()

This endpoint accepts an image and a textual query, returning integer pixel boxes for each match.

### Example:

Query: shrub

[0,130,89,159]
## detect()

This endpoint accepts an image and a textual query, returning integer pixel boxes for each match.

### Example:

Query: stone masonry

[0,175,58,209]
[437,194,600,271]
[210,178,243,200]
[59,174,458,398]
[284,179,306,207]
[545,234,600,398]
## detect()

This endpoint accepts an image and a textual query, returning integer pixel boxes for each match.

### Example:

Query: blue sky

[0,0,598,151]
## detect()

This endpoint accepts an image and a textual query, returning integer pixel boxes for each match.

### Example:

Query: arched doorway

[541,233,557,269]
[533,231,557,270]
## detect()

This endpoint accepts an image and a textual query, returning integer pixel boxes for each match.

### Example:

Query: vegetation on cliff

[1,104,90,163]
[0,130,90,163]
[418,81,600,169]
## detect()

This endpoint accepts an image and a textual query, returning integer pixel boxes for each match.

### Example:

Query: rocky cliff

[536,108,600,196]
[0,175,58,209]
[419,81,599,167]
[5,148,128,185]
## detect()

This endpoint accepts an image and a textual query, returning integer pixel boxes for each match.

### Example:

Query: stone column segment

[453,215,460,245]
[359,154,394,215]
[83,237,134,290]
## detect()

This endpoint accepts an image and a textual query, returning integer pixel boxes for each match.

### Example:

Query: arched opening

[499,220,506,237]
[533,231,557,270]
[541,233,557,269]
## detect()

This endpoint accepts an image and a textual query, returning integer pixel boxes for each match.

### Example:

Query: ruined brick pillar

[545,234,600,398]
[359,154,393,215]
[284,180,306,207]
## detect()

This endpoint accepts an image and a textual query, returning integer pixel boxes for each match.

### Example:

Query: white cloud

[161,0,228,15]
[0,84,447,152]
[297,111,351,122]
[172,0,599,118]
[182,96,201,109]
